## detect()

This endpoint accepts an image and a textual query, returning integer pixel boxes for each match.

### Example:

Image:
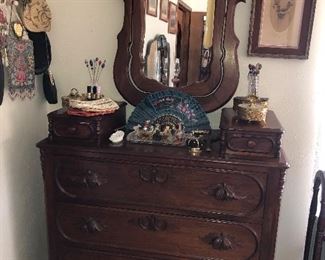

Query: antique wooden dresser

[37,108,288,260]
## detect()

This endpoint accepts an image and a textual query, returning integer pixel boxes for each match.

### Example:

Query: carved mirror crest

[114,0,244,112]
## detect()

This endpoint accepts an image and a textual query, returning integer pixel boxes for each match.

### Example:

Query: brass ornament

[12,22,24,38]
[234,63,269,123]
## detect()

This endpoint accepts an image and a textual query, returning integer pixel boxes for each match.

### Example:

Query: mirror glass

[143,0,215,87]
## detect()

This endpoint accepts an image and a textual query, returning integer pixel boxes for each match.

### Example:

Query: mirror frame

[114,0,244,112]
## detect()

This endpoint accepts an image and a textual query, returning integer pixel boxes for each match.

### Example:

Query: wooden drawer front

[57,204,260,260]
[55,159,265,218]
[52,118,95,140]
[227,133,276,154]
[59,247,150,260]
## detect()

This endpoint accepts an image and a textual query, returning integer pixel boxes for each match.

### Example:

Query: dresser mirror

[143,1,214,88]
[114,0,244,112]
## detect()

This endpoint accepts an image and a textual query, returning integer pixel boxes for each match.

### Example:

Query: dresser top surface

[37,137,289,169]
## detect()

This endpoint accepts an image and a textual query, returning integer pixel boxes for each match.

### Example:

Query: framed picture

[160,0,169,22]
[168,2,177,34]
[248,0,317,59]
[147,0,158,17]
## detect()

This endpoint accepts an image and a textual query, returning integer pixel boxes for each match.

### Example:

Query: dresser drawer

[48,104,126,146]
[54,159,266,219]
[219,109,283,159]
[227,133,275,154]
[56,204,260,260]
[52,118,95,140]
[59,247,153,260]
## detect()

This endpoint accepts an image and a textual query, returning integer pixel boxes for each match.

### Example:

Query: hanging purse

[7,32,35,100]
[42,33,57,104]
[42,69,57,104]
[25,5,57,104]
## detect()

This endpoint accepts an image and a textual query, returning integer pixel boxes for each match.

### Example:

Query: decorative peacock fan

[126,90,211,132]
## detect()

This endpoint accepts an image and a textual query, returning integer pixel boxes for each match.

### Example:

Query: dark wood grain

[48,103,126,147]
[56,203,260,259]
[113,0,245,112]
[54,158,266,220]
[220,108,283,159]
[38,108,288,260]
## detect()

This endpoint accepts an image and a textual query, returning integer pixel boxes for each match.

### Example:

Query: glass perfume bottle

[247,63,262,97]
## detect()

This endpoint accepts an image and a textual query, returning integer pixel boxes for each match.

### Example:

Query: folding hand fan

[127,90,211,132]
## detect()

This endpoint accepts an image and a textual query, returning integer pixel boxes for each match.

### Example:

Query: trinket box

[219,108,283,160]
[48,102,126,146]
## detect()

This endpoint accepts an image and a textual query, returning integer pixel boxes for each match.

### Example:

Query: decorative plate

[126,90,211,132]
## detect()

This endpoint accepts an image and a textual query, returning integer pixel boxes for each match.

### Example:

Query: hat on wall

[23,0,51,32]
[26,30,51,75]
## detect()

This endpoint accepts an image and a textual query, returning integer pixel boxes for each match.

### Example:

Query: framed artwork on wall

[160,0,169,22]
[147,0,158,17]
[168,2,177,34]
[248,0,317,59]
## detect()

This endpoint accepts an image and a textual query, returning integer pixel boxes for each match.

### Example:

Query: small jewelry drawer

[220,108,283,159]
[48,104,126,146]
[227,133,276,154]
[56,203,261,260]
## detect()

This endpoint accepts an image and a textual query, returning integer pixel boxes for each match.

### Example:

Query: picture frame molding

[168,2,177,34]
[147,0,158,17]
[247,0,317,59]
[160,0,169,22]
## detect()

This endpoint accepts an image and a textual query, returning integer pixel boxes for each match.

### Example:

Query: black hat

[26,30,51,75]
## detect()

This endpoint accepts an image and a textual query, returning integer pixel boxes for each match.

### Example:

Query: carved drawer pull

[137,215,167,232]
[247,140,257,148]
[67,170,106,188]
[202,233,233,251]
[203,183,246,201]
[67,126,78,135]
[84,170,103,187]
[139,168,168,184]
[81,217,104,234]
[211,233,233,250]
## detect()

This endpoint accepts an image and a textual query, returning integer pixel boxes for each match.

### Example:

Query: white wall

[233,1,323,259]
[182,0,207,12]
[0,1,125,260]
[1,0,324,259]
[0,78,49,260]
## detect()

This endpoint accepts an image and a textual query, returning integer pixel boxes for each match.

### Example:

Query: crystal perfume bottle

[247,63,262,97]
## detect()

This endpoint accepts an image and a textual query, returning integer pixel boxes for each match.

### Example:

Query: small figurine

[109,130,125,144]
[152,123,162,141]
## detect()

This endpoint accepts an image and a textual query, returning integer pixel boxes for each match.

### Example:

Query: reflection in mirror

[145,35,170,86]
[143,0,215,87]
